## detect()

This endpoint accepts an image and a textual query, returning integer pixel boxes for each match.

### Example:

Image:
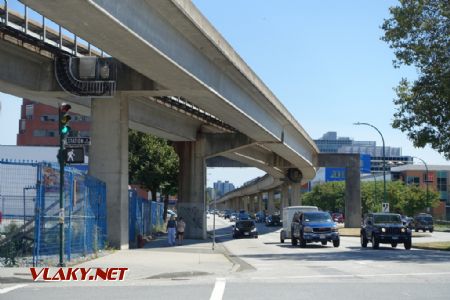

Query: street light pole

[412,156,430,212]
[372,173,378,209]
[354,122,387,207]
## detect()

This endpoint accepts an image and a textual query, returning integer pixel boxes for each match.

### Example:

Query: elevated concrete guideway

[22,0,319,179]
[1,0,321,247]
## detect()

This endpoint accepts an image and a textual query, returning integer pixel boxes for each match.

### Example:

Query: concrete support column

[257,193,263,212]
[291,182,302,206]
[281,183,290,210]
[345,158,361,228]
[174,140,206,239]
[89,94,129,249]
[267,190,275,214]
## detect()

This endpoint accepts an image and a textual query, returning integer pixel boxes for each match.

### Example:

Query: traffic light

[59,103,72,137]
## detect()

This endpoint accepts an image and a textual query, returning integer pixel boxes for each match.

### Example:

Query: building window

[33,130,46,137]
[25,104,34,120]
[20,120,26,132]
[40,115,58,122]
[437,176,447,192]
[406,176,420,186]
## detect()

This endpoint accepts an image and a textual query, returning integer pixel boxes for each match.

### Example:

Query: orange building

[17,99,90,147]
[391,165,450,220]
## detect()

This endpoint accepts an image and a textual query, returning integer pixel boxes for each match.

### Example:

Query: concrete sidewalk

[76,237,235,280]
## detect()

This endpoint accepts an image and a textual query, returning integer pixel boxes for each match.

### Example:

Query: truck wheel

[372,235,379,249]
[280,231,285,243]
[291,236,298,246]
[404,239,412,250]
[430,228,434,233]
[333,239,340,248]
[300,235,307,248]
[361,232,368,248]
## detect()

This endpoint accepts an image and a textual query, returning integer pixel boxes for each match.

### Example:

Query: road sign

[64,147,84,164]
[382,202,390,213]
[66,137,91,145]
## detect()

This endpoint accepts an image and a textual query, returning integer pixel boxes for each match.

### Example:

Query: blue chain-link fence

[0,160,106,266]
[128,189,164,248]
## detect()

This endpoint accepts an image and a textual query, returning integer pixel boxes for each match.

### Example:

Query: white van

[280,206,319,243]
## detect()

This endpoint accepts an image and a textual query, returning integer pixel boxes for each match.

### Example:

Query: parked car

[360,213,411,250]
[291,211,340,247]
[413,213,434,232]
[232,220,258,238]
[223,210,232,219]
[265,214,281,226]
[229,213,238,222]
[255,211,266,223]
[331,212,344,223]
[401,215,414,229]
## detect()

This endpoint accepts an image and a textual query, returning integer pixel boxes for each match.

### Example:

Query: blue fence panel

[0,160,106,266]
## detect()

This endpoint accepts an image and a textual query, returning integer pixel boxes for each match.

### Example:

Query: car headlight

[235,227,239,231]
[381,228,386,233]
[332,226,338,232]
[401,228,406,233]
[304,227,313,233]
[251,228,257,232]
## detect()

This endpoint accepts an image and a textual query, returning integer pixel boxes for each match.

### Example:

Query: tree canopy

[381,0,450,159]
[302,181,440,216]
[128,130,179,202]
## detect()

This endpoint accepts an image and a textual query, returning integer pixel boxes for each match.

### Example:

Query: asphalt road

[2,215,450,300]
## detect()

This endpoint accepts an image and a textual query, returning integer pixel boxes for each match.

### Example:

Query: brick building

[17,99,90,146]
[391,165,450,220]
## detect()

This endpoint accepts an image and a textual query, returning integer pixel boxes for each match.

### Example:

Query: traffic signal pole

[58,103,71,267]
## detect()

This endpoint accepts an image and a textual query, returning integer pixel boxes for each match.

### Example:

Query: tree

[128,130,179,221]
[302,181,439,216]
[381,0,450,159]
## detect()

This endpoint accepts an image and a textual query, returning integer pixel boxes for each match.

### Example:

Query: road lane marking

[0,284,28,294]
[210,278,226,300]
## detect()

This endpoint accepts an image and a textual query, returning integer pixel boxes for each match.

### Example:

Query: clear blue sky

[0,1,448,188]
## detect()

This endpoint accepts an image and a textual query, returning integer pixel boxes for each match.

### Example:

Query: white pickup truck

[280,206,318,243]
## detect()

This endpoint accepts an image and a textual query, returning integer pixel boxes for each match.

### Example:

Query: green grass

[412,241,450,251]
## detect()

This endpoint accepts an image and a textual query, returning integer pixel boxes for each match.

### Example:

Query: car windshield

[303,212,332,223]
[373,214,401,224]
[237,220,254,227]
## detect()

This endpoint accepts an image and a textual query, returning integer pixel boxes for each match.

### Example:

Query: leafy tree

[128,130,179,220]
[381,0,450,159]
[302,180,439,216]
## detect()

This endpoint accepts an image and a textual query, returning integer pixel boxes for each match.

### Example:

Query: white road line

[209,278,226,300]
[0,284,28,294]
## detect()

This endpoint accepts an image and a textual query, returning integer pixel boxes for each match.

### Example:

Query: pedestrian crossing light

[59,103,72,136]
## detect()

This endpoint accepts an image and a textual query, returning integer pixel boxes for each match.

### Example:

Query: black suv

[232,220,258,238]
[413,213,434,233]
[291,211,340,247]
[361,213,412,250]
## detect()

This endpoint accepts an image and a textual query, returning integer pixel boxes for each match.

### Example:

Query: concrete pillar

[345,158,361,228]
[291,182,302,206]
[89,94,129,249]
[257,193,263,212]
[281,184,290,210]
[267,190,275,214]
[175,140,207,239]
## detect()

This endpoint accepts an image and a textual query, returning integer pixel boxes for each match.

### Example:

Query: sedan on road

[232,220,258,238]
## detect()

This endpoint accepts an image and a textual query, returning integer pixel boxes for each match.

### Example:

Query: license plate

[320,234,325,239]
[244,232,249,236]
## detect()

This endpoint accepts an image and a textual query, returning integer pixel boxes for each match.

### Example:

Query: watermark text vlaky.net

[30,267,128,281]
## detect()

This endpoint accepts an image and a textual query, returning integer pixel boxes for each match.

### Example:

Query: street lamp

[411,156,430,212]
[354,122,387,206]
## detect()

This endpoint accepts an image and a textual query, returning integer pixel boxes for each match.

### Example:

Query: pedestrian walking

[176,217,186,245]
[166,215,177,246]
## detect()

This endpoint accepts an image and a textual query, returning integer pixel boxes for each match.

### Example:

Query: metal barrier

[128,189,164,248]
[0,160,106,266]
